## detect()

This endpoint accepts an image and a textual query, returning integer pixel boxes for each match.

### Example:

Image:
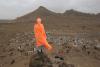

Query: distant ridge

[14,6,100,23]
[0,20,11,23]
[15,6,59,23]
[64,9,91,16]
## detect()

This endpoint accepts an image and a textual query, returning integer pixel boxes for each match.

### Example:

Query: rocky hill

[15,6,61,23]
[14,6,100,23]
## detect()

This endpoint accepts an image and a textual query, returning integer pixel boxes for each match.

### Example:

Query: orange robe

[34,22,52,50]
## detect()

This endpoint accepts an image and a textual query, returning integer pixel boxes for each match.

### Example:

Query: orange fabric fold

[34,20,52,50]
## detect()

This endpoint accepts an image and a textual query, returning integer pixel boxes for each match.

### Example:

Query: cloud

[0,0,100,19]
[0,0,36,19]
[69,0,100,13]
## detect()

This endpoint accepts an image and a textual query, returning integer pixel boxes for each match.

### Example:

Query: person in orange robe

[34,17,52,52]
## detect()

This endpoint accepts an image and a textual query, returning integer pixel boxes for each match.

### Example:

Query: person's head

[36,17,42,24]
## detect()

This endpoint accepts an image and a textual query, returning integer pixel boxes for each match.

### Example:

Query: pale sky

[0,0,100,19]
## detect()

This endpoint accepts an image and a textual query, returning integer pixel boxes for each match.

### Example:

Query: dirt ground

[0,22,100,67]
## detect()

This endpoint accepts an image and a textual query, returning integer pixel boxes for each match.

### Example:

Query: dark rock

[87,51,90,55]
[59,62,75,67]
[55,56,64,60]
[55,56,59,58]
[29,52,53,67]
[10,59,15,64]
[94,45,100,51]
[9,52,13,56]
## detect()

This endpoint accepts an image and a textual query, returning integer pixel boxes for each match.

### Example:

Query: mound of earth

[29,52,52,67]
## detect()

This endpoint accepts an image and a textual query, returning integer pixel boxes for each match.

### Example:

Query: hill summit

[14,6,100,23]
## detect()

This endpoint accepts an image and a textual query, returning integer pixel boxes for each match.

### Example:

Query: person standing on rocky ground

[33,17,52,53]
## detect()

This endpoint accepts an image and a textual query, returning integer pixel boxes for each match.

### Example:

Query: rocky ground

[0,6,100,67]
[0,32,100,67]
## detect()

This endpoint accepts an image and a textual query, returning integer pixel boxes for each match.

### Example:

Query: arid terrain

[0,6,100,67]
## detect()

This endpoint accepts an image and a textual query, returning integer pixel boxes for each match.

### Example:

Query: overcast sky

[0,0,100,19]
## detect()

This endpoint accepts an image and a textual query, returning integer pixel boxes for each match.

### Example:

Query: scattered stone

[1,32,100,67]
[94,45,100,51]
[10,59,15,64]
[59,62,75,67]
[55,56,64,60]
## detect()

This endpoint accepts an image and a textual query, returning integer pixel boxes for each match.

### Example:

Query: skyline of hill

[13,6,100,23]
